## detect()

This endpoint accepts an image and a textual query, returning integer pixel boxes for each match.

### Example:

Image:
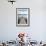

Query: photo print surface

[16,8,30,27]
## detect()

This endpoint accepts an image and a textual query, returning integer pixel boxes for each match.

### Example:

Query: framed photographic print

[16,8,30,27]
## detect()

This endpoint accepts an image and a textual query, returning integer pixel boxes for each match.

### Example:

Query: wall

[0,0,46,42]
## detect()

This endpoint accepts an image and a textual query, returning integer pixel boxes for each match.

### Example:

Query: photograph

[16,8,30,27]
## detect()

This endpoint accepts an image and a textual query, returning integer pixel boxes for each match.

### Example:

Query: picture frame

[16,8,30,27]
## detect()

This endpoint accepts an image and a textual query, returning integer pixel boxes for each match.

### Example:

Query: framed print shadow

[16,8,30,27]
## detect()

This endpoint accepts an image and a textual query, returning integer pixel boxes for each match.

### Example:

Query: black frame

[16,8,30,27]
